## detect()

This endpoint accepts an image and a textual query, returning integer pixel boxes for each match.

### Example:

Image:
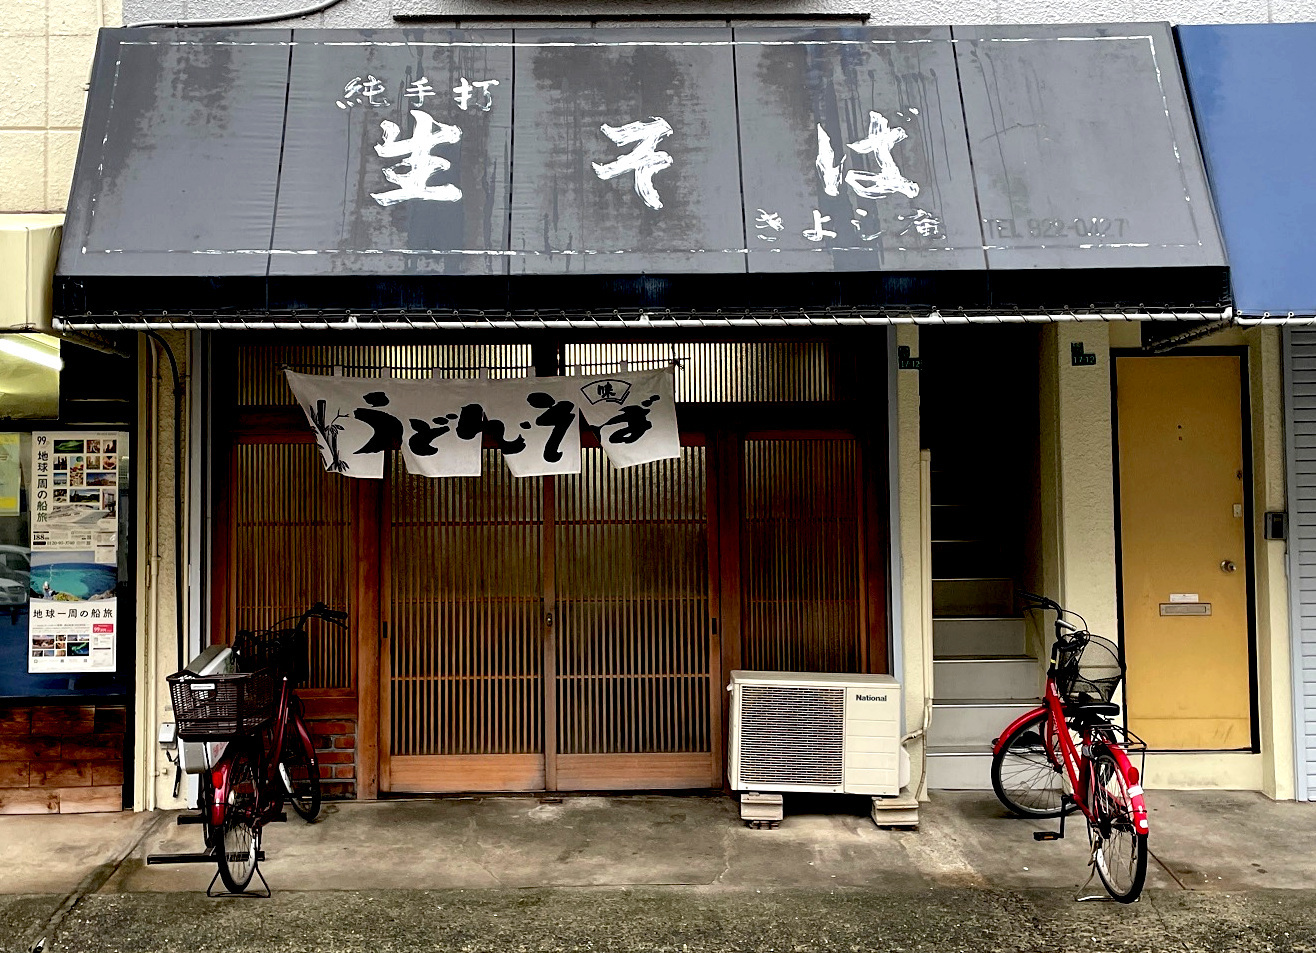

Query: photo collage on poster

[29,432,123,673]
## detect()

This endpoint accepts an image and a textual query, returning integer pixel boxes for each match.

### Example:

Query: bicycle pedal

[1033,831,1063,841]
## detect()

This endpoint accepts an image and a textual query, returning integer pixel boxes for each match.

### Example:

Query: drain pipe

[900,450,935,800]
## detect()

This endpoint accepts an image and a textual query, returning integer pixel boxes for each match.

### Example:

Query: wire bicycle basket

[233,626,309,687]
[1056,634,1124,705]
[167,668,277,740]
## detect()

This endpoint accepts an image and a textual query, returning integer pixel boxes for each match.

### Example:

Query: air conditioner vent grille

[738,683,844,786]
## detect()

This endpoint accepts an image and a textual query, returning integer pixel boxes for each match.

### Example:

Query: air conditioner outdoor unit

[728,670,903,797]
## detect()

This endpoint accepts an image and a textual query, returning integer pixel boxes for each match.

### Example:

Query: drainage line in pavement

[26,812,172,953]
[1148,846,1188,890]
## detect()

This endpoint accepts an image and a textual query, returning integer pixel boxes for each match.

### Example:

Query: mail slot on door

[1160,603,1212,616]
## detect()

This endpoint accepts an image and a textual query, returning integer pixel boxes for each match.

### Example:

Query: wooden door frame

[1110,347,1261,753]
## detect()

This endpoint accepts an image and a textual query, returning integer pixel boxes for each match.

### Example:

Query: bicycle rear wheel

[991,710,1075,818]
[280,721,321,822]
[1090,747,1148,903]
[217,742,261,893]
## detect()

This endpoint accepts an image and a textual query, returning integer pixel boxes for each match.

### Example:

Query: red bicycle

[167,602,346,893]
[990,592,1149,902]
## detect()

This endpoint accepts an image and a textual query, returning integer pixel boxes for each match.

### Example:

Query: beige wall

[1,0,119,213]
[1048,323,1121,641]
[895,325,928,796]
[1247,326,1296,799]
[134,329,192,812]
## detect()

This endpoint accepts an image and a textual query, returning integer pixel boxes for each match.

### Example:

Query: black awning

[56,24,1227,322]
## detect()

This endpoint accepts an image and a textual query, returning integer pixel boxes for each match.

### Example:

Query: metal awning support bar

[55,308,1234,332]
[1235,313,1316,326]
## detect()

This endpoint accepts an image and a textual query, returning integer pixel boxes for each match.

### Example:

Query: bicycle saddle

[1068,701,1121,718]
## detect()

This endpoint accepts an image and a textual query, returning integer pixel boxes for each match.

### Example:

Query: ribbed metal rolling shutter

[1284,328,1316,800]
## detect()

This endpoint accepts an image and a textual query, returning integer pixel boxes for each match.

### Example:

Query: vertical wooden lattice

[231,442,354,689]
[562,342,836,403]
[740,438,863,673]
[389,452,544,757]
[554,447,711,755]
[236,344,532,406]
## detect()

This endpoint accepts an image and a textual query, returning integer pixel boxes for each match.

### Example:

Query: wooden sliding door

[384,450,546,792]
[382,441,717,793]
[553,443,718,790]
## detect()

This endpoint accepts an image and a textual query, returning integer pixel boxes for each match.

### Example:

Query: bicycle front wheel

[217,742,261,893]
[281,722,322,822]
[1090,747,1148,903]
[991,710,1074,818]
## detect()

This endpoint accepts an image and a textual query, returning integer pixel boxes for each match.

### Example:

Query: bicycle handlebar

[1017,591,1088,636]
[303,602,348,627]
[1017,590,1060,612]
[263,602,350,632]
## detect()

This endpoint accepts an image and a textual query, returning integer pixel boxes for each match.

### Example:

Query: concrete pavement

[3,790,1316,952]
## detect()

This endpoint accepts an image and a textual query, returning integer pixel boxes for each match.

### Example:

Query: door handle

[1220,560,1237,573]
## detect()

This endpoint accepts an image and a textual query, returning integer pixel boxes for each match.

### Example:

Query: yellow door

[1115,355,1251,750]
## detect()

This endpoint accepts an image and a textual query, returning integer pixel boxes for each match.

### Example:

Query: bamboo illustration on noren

[308,399,351,472]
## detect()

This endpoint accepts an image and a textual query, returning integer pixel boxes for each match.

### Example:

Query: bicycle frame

[206,602,334,834]
[208,676,306,831]
[992,624,1149,835]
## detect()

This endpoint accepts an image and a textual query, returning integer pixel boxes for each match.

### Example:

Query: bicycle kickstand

[1033,796,1072,842]
[206,864,272,899]
[1075,839,1117,903]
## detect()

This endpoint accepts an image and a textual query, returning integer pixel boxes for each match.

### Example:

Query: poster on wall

[0,434,19,515]
[28,431,123,673]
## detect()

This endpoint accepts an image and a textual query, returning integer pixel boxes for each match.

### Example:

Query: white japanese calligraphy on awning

[285,367,679,479]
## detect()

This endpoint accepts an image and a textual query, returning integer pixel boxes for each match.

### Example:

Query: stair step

[931,503,1006,542]
[929,699,1040,748]
[930,541,1014,579]
[933,656,1040,700]
[925,746,995,790]
[932,577,1014,617]
[933,617,1027,657]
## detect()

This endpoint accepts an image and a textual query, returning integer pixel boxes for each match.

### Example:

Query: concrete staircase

[919,328,1042,789]
[925,585,1043,790]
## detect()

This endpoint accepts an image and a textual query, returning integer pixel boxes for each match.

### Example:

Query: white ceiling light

[0,334,62,371]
